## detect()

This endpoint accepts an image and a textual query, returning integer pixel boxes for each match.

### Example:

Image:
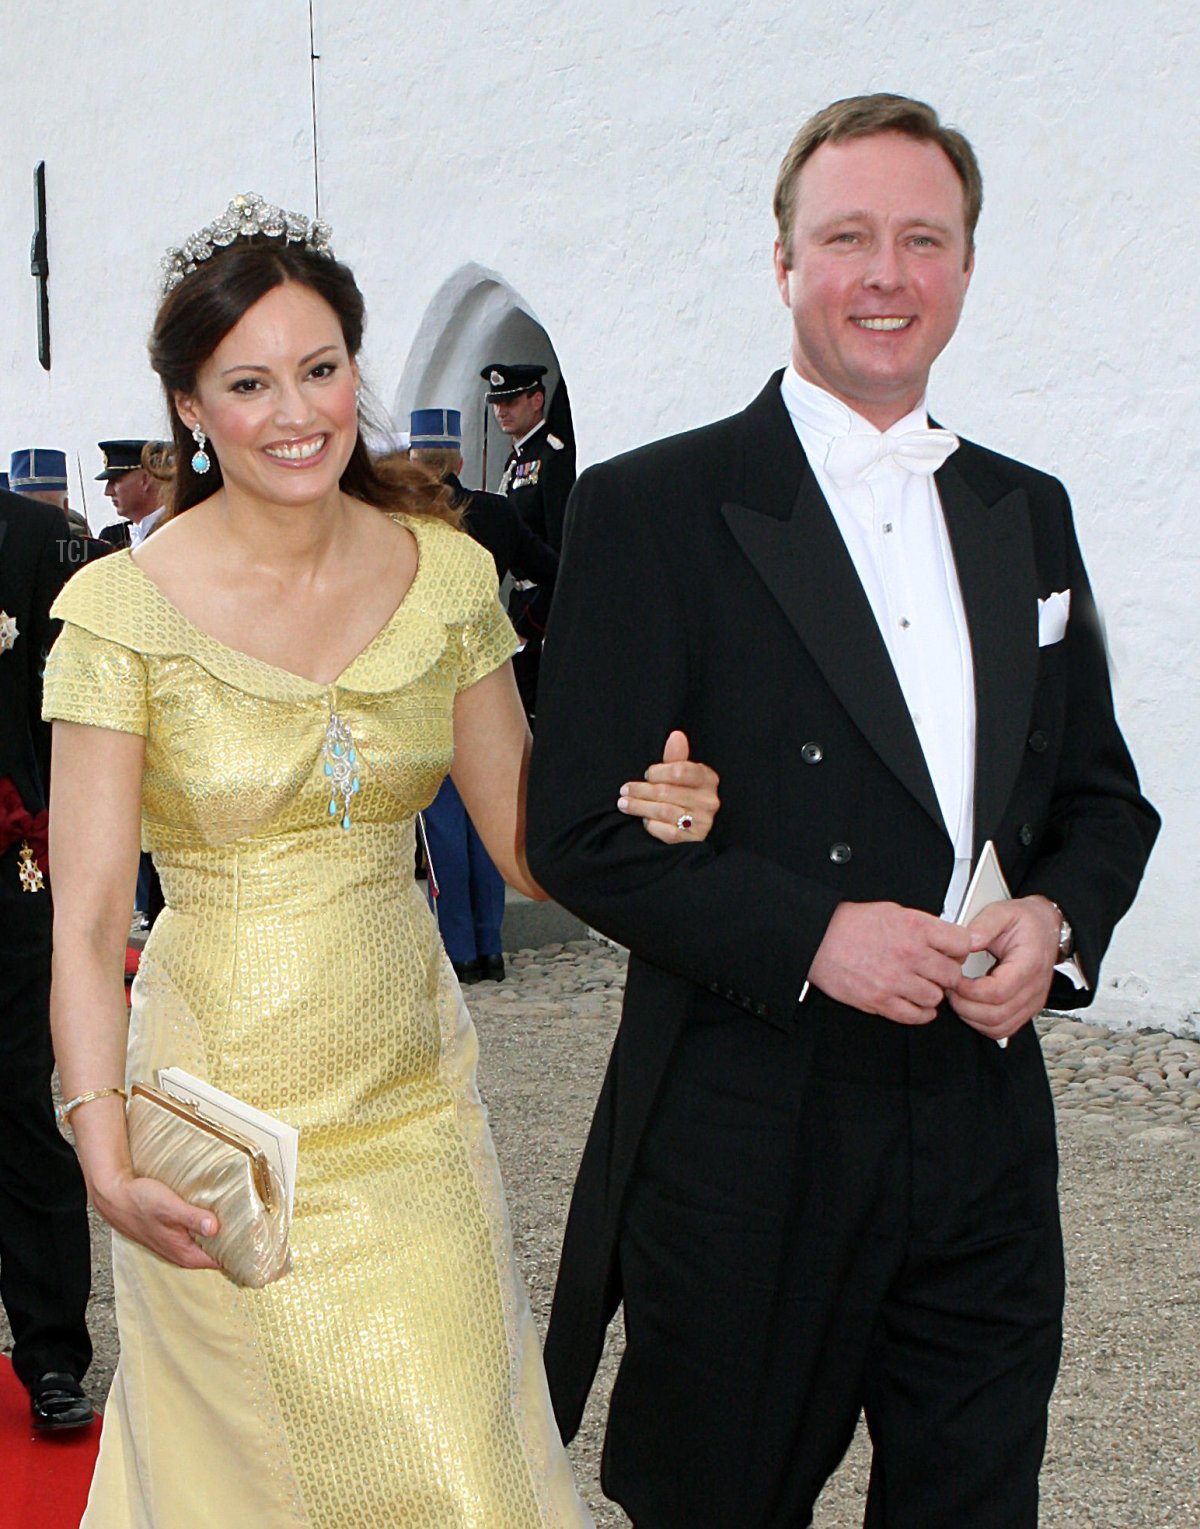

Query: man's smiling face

[773,131,974,430]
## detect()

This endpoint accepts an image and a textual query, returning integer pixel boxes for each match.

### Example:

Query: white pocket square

[1037,589,1071,647]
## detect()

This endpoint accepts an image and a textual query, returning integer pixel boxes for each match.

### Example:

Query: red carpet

[0,1356,98,1529]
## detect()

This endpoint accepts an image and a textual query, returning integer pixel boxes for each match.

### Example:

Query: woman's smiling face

[175,280,361,506]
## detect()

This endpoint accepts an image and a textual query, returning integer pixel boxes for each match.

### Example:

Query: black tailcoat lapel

[721,383,944,833]
[720,387,1044,852]
[937,453,1039,854]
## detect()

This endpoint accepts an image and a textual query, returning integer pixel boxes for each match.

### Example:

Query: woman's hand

[92,1171,223,1271]
[618,729,721,844]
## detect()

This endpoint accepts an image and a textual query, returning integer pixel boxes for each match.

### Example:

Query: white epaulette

[547,434,565,450]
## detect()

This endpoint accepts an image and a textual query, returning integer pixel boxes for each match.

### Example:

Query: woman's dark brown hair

[149,238,455,523]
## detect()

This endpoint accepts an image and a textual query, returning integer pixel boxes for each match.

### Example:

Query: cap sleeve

[43,623,148,736]
[457,593,520,693]
[448,533,519,693]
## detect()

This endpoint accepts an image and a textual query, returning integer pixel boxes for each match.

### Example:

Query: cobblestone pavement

[8,939,1198,1527]
[1041,1017,1200,1133]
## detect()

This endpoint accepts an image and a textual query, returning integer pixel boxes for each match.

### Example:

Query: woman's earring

[191,424,211,474]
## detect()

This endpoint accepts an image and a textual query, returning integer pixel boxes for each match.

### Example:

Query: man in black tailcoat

[481,363,575,722]
[0,487,93,1428]
[527,94,1158,1527]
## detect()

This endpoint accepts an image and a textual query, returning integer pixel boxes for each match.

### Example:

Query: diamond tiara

[160,192,335,295]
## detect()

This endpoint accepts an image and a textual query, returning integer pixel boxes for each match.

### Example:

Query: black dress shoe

[480,954,506,982]
[30,1371,94,1431]
[452,958,483,984]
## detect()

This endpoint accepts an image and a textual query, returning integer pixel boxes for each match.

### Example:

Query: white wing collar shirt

[780,365,976,920]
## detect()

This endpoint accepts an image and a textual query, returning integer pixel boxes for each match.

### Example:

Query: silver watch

[1051,903,1074,960]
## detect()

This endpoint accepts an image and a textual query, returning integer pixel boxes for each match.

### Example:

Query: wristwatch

[1048,901,1074,960]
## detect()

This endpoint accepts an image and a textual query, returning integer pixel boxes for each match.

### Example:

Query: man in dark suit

[0,488,94,1429]
[481,362,575,722]
[527,94,1158,1527]
[409,406,558,983]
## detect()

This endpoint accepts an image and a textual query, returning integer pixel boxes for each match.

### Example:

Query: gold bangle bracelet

[57,1087,128,1126]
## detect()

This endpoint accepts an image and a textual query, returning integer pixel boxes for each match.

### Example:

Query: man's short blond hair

[774,93,983,267]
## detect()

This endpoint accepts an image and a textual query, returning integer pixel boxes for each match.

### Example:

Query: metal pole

[74,451,90,528]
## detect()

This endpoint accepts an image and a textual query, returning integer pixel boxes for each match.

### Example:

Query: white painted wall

[3,0,1195,1030]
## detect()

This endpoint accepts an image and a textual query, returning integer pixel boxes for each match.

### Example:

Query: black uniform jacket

[526,374,1159,1439]
[444,475,559,589]
[98,520,132,549]
[0,491,70,813]
[502,420,575,553]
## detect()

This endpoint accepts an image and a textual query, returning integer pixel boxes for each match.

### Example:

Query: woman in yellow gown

[43,197,719,1528]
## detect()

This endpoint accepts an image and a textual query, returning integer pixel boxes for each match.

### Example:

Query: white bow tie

[823,427,959,488]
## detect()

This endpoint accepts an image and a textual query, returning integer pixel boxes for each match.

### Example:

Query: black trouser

[0,856,92,1389]
[606,999,1064,1528]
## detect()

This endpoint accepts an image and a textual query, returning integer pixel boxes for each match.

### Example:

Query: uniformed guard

[94,441,167,926]
[9,448,94,544]
[480,364,576,722]
[410,405,555,981]
[480,364,574,552]
[95,439,165,549]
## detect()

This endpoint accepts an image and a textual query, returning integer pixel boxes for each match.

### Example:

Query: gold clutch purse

[126,1082,292,1288]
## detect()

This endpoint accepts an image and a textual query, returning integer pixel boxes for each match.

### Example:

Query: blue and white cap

[409,408,462,450]
[10,448,68,493]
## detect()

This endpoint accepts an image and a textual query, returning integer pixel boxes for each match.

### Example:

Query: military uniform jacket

[0,490,70,814]
[99,520,132,549]
[500,420,575,553]
[526,373,1159,1439]
[444,475,559,590]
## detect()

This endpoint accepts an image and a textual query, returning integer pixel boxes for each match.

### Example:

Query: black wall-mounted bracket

[32,161,50,372]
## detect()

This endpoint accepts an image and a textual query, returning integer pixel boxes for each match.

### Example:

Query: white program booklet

[954,839,1013,980]
[157,1067,299,1218]
[955,840,1014,1049]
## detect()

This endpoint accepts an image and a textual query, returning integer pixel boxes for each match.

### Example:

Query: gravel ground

[10,938,1199,1527]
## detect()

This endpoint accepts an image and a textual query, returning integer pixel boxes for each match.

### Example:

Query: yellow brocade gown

[43,514,592,1529]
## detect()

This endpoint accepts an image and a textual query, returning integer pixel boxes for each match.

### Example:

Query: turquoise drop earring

[191,424,211,474]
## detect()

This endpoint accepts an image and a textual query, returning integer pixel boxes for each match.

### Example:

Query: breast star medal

[0,612,17,654]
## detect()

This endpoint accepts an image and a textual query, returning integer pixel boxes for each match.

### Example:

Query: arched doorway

[391,262,573,495]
